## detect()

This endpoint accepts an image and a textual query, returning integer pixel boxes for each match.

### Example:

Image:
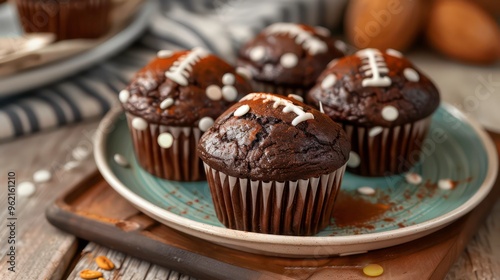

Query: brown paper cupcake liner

[126,113,205,181]
[344,117,431,177]
[203,163,346,236]
[250,80,308,98]
[16,0,111,40]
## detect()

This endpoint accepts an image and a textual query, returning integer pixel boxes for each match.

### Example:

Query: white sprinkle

[131,117,148,130]
[113,154,129,167]
[291,113,314,126]
[321,74,337,89]
[72,146,91,161]
[357,186,376,196]
[287,94,303,102]
[206,85,222,101]
[222,73,235,85]
[33,169,52,183]
[157,132,174,149]
[160,98,174,109]
[314,26,331,37]
[334,40,347,52]
[222,85,238,101]
[381,106,399,121]
[280,53,298,68]
[404,68,420,82]
[328,59,338,68]
[368,126,383,137]
[438,179,455,190]
[18,181,36,197]
[319,101,325,113]
[250,46,266,61]
[157,49,174,58]
[347,151,361,168]
[234,105,250,117]
[236,67,252,80]
[405,173,423,185]
[119,90,130,103]
[198,117,214,132]
[386,48,403,58]
[63,161,80,171]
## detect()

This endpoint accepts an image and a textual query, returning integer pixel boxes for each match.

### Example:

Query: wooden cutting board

[46,133,500,280]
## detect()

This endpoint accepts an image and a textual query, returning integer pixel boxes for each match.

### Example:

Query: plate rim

[94,103,498,247]
[0,2,154,97]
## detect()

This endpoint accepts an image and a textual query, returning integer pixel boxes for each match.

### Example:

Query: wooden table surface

[0,52,499,280]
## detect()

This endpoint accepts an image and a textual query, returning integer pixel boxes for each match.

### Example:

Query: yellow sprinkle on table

[363,264,384,277]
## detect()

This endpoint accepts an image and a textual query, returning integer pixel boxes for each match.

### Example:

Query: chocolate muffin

[121,47,252,181]
[306,48,440,176]
[16,0,111,40]
[237,23,346,97]
[198,93,350,235]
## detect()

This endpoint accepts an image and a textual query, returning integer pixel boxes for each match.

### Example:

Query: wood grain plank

[0,121,100,279]
[66,242,195,280]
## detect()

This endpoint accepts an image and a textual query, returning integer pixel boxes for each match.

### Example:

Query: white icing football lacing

[241,93,314,126]
[264,23,327,55]
[356,49,392,87]
[165,47,209,86]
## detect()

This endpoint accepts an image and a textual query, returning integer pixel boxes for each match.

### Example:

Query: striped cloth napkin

[0,0,347,141]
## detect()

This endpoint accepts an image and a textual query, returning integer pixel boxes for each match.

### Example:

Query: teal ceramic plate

[94,104,497,257]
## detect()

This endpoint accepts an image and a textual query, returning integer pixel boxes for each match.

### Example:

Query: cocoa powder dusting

[332,191,391,228]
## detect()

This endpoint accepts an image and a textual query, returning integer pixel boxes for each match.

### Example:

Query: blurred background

[0,0,499,141]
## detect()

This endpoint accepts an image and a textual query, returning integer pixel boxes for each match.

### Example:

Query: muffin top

[120,48,252,129]
[198,93,350,181]
[237,23,345,88]
[306,48,440,127]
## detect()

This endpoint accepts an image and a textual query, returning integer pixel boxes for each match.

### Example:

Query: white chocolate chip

[113,154,129,167]
[206,85,222,101]
[222,73,235,85]
[157,50,174,58]
[198,117,214,132]
[222,85,238,101]
[386,48,403,58]
[334,40,347,52]
[72,146,90,161]
[119,89,130,103]
[160,98,174,109]
[438,179,455,190]
[321,74,337,90]
[314,26,331,37]
[33,169,52,183]
[405,173,423,185]
[357,186,376,196]
[234,105,250,117]
[236,67,252,80]
[328,59,338,68]
[369,126,383,137]
[404,68,420,82]
[381,106,399,122]
[280,53,299,68]
[18,181,36,197]
[131,117,148,130]
[250,46,265,61]
[347,151,361,168]
[287,94,303,102]
[63,161,80,171]
[157,132,174,149]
